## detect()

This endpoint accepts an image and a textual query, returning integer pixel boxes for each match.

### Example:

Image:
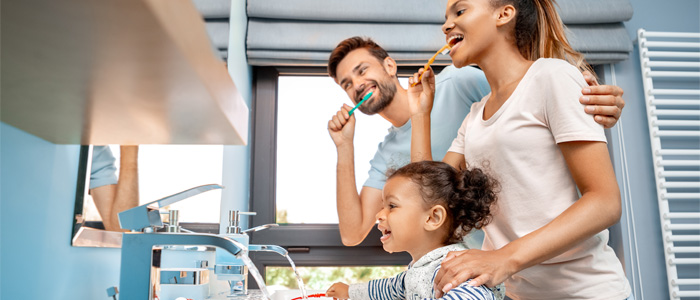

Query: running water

[241,254,272,300]
[283,253,308,300]
[224,238,272,300]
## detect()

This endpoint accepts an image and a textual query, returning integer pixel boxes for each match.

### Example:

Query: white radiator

[638,29,700,300]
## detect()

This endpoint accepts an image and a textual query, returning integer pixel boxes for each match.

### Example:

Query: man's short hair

[327,36,390,80]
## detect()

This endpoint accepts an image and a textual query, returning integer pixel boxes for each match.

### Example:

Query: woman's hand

[407,67,436,118]
[326,282,350,300]
[433,249,517,297]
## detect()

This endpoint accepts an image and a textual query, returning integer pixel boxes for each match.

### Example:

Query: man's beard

[356,79,396,115]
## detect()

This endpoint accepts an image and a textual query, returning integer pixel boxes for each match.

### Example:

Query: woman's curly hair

[387,161,499,244]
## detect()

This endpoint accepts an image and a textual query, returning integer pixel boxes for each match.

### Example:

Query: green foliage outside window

[266,266,407,290]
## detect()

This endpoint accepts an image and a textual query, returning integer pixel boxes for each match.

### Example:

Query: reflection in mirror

[72,145,224,247]
[89,145,139,231]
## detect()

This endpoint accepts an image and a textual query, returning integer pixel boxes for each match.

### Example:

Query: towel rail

[650,99,700,106]
[641,31,700,38]
[657,150,700,156]
[645,61,700,68]
[665,224,700,230]
[667,236,700,242]
[643,41,700,49]
[639,29,700,300]
[654,131,700,137]
[675,291,700,298]
[669,247,700,253]
[646,71,700,78]
[656,160,700,167]
[669,258,700,264]
[644,51,700,58]
[661,193,700,199]
[649,89,700,96]
[673,279,700,286]
[653,120,700,127]
[660,171,700,177]
[652,109,700,116]
[661,182,700,188]
[664,213,700,219]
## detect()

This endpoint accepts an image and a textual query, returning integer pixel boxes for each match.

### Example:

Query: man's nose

[354,83,366,101]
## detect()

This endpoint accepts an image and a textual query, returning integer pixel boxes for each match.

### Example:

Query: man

[90,145,139,231]
[326,37,624,247]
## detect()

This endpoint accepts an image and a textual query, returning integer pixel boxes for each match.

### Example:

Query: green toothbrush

[348,91,373,116]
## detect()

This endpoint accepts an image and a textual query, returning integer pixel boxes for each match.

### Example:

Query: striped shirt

[348,244,504,300]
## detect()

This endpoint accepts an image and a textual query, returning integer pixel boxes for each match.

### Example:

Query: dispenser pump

[226,211,256,234]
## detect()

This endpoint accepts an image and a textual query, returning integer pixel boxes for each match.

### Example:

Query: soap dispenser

[215,210,255,296]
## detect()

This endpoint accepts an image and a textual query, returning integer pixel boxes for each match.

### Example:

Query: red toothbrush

[291,293,326,300]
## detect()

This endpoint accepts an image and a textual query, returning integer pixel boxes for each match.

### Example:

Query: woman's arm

[408,67,436,162]
[434,141,620,292]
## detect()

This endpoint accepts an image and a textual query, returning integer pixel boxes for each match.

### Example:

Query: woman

[407,0,633,299]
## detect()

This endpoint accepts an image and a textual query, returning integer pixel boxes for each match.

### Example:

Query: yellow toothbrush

[410,44,452,87]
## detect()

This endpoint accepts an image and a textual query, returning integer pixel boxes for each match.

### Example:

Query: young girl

[325,161,505,300]
[407,0,633,299]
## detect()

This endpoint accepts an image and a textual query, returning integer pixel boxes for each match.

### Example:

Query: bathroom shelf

[1,0,248,145]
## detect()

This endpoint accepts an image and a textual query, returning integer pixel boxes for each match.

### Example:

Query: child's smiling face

[376,176,435,256]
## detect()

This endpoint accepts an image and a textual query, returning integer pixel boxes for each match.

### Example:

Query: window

[275,76,394,224]
[249,67,412,288]
[266,265,406,290]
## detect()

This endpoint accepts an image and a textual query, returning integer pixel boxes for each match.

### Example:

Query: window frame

[248,66,413,286]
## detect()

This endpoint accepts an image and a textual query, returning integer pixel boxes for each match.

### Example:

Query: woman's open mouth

[447,34,464,56]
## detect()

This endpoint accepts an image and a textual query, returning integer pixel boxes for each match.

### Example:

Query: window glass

[266,266,406,290]
[83,145,224,223]
[276,76,407,224]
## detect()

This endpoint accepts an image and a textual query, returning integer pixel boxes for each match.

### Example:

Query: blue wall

[608,0,700,299]
[1,123,124,299]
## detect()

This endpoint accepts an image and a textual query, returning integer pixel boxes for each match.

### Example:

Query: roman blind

[193,0,231,60]
[246,0,634,66]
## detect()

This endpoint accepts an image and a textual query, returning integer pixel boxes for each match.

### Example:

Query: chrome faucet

[117,184,237,300]
[119,232,246,300]
[216,210,283,296]
[116,185,287,299]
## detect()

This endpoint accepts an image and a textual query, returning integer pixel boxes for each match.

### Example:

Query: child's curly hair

[387,161,498,244]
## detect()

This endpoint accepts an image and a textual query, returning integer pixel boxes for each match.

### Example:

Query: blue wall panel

[0,123,122,299]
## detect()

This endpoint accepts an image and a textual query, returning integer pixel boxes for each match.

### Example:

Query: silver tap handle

[148,184,224,208]
[119,184,223,231]
[242,223,279,234]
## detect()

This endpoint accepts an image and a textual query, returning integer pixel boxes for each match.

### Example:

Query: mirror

[72,144,225,247]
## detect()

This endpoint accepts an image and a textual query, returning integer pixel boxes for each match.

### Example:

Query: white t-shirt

[448,58,631,300]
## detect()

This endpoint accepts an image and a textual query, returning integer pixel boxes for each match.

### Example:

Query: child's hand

[326,282,350,300]
[407,67,436,118]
